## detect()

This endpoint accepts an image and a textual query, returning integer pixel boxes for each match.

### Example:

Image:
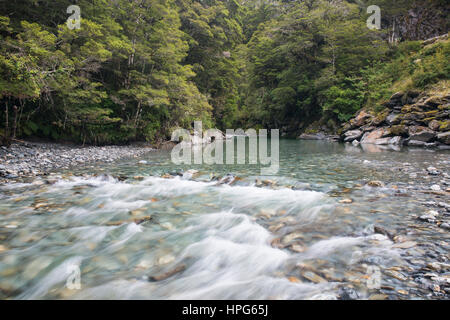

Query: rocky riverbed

[0,139,449,299]
[0,141,154,181]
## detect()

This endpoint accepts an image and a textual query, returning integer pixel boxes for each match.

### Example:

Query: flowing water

[0,140,449,299]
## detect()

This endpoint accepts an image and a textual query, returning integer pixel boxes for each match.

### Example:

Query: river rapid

[0,140,449,299]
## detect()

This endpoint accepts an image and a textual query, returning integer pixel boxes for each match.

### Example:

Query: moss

[401,105,423,113]
[439,120,450,132]
[390,125,408,136]
[424,110,439,116]
[422,117,436,123]
[372,110,389,125]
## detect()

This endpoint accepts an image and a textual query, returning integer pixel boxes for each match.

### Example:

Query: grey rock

[427,167,441,176]
[389,136,403,145]
[440,223,450,231]
[437,132,450,145]
[409,129,436,143]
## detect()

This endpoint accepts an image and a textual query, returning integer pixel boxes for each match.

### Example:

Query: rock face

[340,91,450,148]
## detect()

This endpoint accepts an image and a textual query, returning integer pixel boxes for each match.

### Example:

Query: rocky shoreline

[340,91,450,148]
[0,141,154,181]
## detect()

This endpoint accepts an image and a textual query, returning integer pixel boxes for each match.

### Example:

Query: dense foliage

[0,0,448,144]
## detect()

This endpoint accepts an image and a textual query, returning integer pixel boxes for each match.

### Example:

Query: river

[0,140,449,299]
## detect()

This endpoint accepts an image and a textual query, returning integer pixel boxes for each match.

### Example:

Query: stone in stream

[301,271,327,284]
[339,198,353,204]
[134,216,152,225]
[281,232,303,245]
[430,184,441,191]
[374,225,395,240]
[426,167,441,176]
[392,241,417,249]
[288,244,306,253]
[439,223,450,230]
[157,255,175,265]
[148,264,186,282]
[385,270,408,281]
[338,287,360,300]
[367,181,384,188]
[287,276,301,283]
[368,294,388,300]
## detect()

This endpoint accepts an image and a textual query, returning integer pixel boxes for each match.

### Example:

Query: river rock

[392,241,417,249]
[360,128,390,144]
[301,271,327,284]
[440,223,450,230]
[408,126,436,142]
[149,264,186,282]
[367,181,384,187]
[344,130,363,142]
[354,110,372,126]
[338,287,360,300]
[374,225,394,240]
[389,136,403,145]
[437,132,450,145]
[375,137,391,145]
[386,113,400,125]
[430,185,441,191]
[427,167,441,175]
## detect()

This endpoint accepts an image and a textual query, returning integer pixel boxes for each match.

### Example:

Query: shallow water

[0,140,449,299]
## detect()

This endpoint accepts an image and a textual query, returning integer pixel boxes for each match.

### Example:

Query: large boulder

[386,113,400,125]
[389,136,403,145]
[408,126,436,142]
[360,128,390,144]
[384,92,404,109]
[437,132,450,145]
[390,125,408,136]
[353,110,372,127]
[375,137,391,145]
[343,129,363,142]
[428,119,441,131]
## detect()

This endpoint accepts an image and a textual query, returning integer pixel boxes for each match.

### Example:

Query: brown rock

[360,128,390,144]
[354,110,372,127]
[428,120,441,131]
[437,132,450,145]
[149,264,186,282]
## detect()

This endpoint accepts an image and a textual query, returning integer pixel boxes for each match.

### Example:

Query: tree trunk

[12,105,18,139]
[2,102,10,146]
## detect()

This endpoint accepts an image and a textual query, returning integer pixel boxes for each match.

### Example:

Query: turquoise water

[0,140,449,299]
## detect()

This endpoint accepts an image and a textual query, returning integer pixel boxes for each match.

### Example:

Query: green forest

[0,0,449,145]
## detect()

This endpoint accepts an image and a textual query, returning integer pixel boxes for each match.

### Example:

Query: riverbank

[0,141,154,181]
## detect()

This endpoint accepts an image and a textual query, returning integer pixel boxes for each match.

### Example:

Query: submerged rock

[367,181,384,187]
[149,264,186,282]
[338,287,360,300]
[301,271,327,284]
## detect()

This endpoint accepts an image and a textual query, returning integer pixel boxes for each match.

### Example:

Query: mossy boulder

[438,120,450,132]
[428,120,440,131]
[371,110,389,126]
[390,125,408,136]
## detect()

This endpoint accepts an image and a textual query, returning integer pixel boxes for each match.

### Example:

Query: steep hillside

[339,34,449,147]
